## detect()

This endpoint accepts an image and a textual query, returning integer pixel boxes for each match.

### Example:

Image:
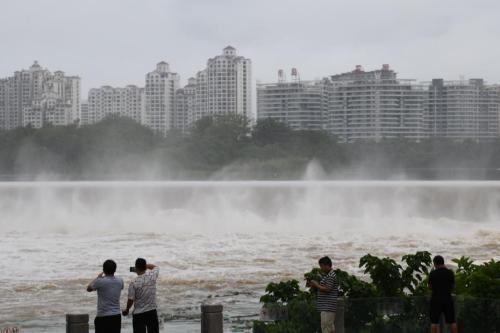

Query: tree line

[2,115,500,180]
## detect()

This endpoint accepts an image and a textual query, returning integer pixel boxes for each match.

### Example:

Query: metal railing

[342,296,500,333]
[65,297,500,333]
[258,296,500,333]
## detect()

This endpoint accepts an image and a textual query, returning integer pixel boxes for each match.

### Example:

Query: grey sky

[1,0,499,97]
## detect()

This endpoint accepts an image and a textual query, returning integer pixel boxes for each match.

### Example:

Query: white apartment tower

[144,61,180,136]
[167,46,252,133]
[427,78,499,140]
[257,69,330,131]
[204,46,252,119]
[328,65,427,142]
[80,101,90,125]
[0,61,80,129]
[174,77,197,133]
[0,78,6,129]
[86,85,144,125]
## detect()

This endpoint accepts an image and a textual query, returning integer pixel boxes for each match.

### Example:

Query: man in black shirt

[428,255,458,333]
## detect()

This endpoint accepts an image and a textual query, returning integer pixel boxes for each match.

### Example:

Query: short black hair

[135,258,147,271]
[433,255,445,266]
[319,256,332,267]
[103,259,117,275]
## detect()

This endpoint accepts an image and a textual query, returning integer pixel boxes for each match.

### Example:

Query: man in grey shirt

[87,259,124,333]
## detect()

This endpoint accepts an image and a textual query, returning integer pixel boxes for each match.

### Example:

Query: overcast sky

[1,0,499,97]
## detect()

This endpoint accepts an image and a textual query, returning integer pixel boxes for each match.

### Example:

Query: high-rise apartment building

[257,69,330,130]
[174,77,197,133]
[171,46,252,133]
[86,85,144,125]
[144,62,180,136]
[206,46,251,118]
[0,78,6,129]
[427,78,499,140]
[0,61,80,129]
[80,101,89,125]
[194,69,208,123]
[328,65,427,142]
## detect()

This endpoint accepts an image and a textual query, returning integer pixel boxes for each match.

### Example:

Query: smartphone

[130,266,136,273]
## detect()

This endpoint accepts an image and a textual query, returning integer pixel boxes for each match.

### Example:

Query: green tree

[252,118,292,146]
[184,114,251,168]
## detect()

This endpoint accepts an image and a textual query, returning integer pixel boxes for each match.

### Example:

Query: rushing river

[0,181,499,332]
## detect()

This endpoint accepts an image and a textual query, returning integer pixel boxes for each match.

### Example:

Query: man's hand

[122,299,134,316]
[310,280,332,293]
[87,272,104,292]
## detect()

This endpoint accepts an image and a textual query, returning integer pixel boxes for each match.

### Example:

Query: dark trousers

[95,314,121,333]
[430,296,456,324]
[133,309,159,333]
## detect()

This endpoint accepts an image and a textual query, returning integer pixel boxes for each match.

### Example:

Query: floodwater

[0,181,499,332]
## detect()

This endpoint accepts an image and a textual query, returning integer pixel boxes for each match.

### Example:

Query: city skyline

[3,56,499,142]
[5,58,500,100]
[1,0,500,96]
[0,47,254,132]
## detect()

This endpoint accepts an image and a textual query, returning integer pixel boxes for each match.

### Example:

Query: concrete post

[335,298,345,333]
[201,304,223,333]
[66,314,89,333]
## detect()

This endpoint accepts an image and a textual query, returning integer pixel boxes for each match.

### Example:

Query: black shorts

[430,296,455,324]
[95,314,121,333]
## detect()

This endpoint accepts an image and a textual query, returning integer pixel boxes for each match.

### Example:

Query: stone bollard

[201,304,223,333]
[335,298,345,333]
[66,314,89,333]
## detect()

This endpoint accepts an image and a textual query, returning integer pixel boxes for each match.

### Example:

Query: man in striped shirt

[310,256,339,333]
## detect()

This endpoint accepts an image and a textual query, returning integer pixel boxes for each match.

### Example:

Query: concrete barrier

[201,304,223,333]
[66,314,89,333]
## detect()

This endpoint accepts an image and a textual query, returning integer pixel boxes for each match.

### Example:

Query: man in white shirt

[122,258,159,333]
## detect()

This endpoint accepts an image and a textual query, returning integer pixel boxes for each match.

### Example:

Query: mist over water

[3,180,500,232]
[1,180,499,332]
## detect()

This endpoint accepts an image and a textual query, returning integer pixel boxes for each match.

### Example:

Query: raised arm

[87,272,104,292]
[146,263,157,270]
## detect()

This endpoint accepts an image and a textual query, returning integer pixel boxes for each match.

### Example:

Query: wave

[1,181,500,235]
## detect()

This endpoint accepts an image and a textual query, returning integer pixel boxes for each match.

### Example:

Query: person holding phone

[87,259,124,333]
[309,256,338,333]
[122,258,160,333]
